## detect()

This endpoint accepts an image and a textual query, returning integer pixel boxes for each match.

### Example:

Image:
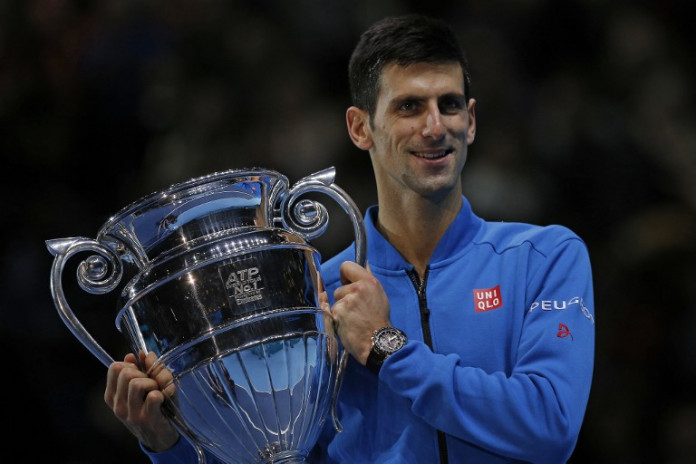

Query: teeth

[415,150,448,159]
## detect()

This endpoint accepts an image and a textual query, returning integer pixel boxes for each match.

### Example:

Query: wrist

[139,427,180,453]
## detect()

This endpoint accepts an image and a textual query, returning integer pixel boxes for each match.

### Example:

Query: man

[105,14,595,463]
[311,14,594,463]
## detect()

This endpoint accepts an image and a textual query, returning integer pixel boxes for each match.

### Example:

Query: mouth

[411,148,454,160]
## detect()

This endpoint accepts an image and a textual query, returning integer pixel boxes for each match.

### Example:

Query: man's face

[363,61,476,202]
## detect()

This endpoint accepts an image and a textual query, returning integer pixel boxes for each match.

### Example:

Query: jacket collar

[364,196,484,271]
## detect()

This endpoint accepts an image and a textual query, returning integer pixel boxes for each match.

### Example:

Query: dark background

[3,1,695,462]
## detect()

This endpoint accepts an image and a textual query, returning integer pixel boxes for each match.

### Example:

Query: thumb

[339,260,369,285]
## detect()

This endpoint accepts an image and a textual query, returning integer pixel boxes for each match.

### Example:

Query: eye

[398,100,419,112]
[439,96,465,114]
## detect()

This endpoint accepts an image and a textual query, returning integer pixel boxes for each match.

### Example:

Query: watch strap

[366,345,387,374]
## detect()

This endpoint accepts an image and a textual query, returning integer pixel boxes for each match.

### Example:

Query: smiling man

[313,14,596,464]
[103,14,595,464]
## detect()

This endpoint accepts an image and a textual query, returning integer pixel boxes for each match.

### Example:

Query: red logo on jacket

[557,323,574,340]
[473,285,503,312]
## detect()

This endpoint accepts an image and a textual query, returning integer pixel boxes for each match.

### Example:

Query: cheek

[452,122,472,140]
[385,121,417,141]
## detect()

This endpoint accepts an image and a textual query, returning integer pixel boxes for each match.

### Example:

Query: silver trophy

[47,167,365,464]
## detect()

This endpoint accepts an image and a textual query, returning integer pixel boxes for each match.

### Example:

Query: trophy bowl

[47,167,365,463]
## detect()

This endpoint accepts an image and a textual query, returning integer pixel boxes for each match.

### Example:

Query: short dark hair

[348,14,472,118]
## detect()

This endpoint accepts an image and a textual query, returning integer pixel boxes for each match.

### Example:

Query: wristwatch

[366,326,407,374]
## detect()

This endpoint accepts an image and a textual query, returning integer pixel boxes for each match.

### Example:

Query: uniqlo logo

[473,285,503,312]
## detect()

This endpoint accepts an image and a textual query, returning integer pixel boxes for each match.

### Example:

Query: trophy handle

[279,166,366,269]
[46,237,124,367]
[279,167,367,433]
[47,238,209,462]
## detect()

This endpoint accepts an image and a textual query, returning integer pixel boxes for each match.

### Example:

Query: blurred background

[2,0,695,462]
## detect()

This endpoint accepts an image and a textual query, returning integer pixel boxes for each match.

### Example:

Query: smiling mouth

[412,148,454,160]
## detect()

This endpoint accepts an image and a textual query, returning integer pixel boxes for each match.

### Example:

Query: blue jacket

[144,196,594,463]
[312,197,595,463]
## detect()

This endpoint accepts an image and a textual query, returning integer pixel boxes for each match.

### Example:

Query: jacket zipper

[406,267,449,464]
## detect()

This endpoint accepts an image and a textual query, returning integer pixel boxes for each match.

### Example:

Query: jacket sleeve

[140,436,222,464]
[382,237,595,463]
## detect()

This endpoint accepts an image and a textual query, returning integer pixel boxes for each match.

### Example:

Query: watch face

[375,327,406,354]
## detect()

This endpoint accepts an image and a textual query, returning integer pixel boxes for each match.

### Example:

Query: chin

[412,178,460,200]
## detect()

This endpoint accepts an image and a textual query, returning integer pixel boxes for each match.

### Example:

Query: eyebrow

[439,92,467,102]
[389,95,425,107]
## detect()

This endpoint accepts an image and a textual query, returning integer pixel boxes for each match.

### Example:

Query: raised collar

[364,196,484,272]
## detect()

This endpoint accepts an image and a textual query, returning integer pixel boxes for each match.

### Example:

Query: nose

[421,104,445,139]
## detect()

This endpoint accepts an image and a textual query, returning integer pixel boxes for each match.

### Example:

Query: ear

[346,106,373,151]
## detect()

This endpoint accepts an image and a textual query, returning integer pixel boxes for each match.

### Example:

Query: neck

[375,190,462,279]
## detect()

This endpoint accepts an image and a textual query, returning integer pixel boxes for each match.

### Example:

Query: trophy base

[191,442,311,464]
[260,452,308,464]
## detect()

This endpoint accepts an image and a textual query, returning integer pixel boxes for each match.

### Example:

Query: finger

[143,384,166,413]
[108,365,145,420]
[153,366,175,394]
[137,350,153,370]
[127,376,161,416]
[335,263,373,302]
[116,364,148,403]
[141,351,176,394]
[142,351,158,371]
[339,260,368,285]
[105,362,126,407]
[333,283,357,305]
[105,357,139,407]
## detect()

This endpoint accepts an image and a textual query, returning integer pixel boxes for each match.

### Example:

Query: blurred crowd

[2,1,695,462]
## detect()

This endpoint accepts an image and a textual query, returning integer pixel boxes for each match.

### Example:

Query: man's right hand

[104,351,180,452]
[331,261,392,366]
